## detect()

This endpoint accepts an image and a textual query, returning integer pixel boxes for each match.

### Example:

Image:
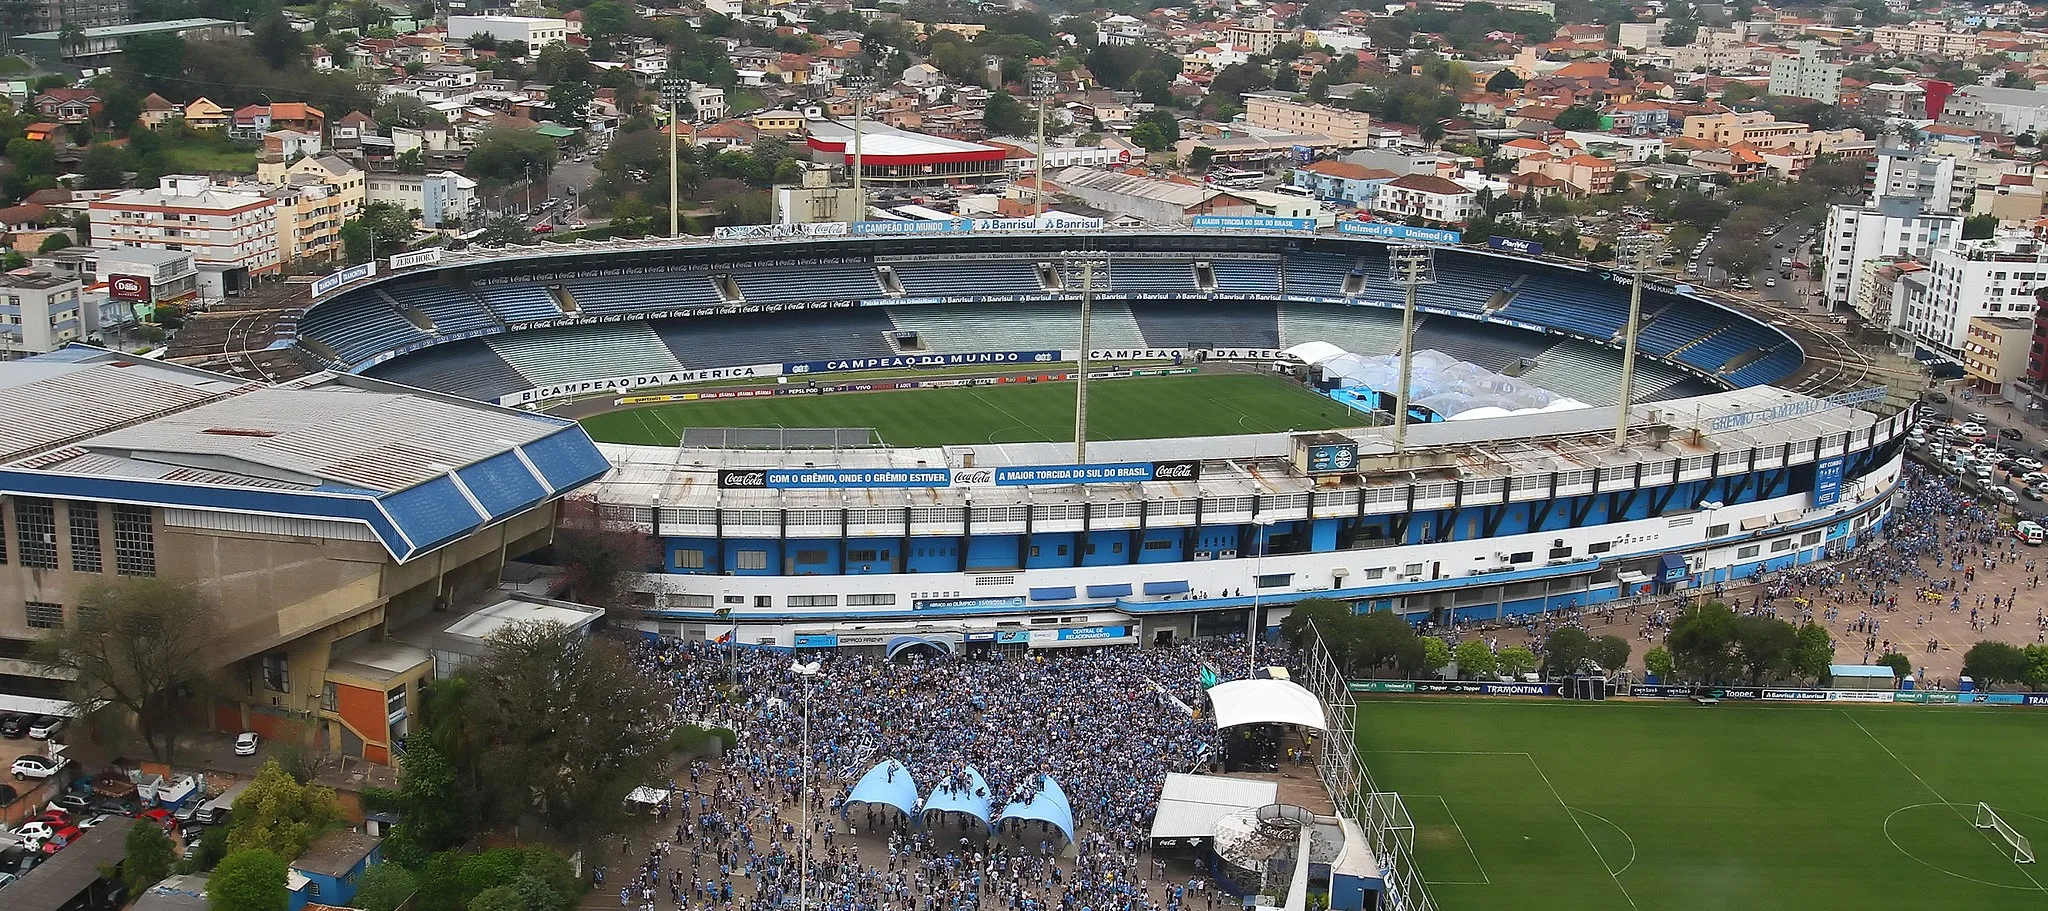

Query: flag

[1199,663,1219,688]
[715,631,733,644]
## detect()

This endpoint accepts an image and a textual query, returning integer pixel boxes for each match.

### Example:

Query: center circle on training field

[1567,805,1638,876]
[1882,802,2048,891]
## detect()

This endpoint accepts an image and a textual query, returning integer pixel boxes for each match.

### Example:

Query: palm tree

[58,24,87,60]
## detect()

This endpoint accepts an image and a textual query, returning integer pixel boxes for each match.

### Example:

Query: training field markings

[967,389,1054,442]
[1367,749,1640,909]
[1841,710,2048,892]
[1881,803,2048,891]
[1565,806,1640,877]
[1410,794,1490,885]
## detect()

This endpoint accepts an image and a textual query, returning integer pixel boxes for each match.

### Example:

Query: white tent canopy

[1205,679,1328,731]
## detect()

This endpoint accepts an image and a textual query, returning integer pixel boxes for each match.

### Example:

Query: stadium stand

[563,271,724,315]
[1210,259,1284,295]
[1496,274,1630,339]
[387,282,499,335]
[889,301,1147,352]
[1517,341,1696,403]
[1410,317,1556,374]
[1281,252,1363,297]
[1277,303,1406,355]
[475,283,563,323]
[1636,299,1727,355]
[489,322,682,386]
[298,293,429,364]
[1106,260,1201,295]
[733,263,884,303]
[364,339,533,402]
[1129,301,1280,348]
[655,310,900,367]
[891,260,1043,296]
[1722,344,1804,387]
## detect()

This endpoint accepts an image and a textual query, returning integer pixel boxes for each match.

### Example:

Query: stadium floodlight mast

[789,659,825,908]
[847,75,879,216]
[658,74,689,238]
[1248,514,1275,675]
[1068,251,1109,464]
[1033,71,1058,217]
[1388,245,1436,453]
[1613,234,1662,447]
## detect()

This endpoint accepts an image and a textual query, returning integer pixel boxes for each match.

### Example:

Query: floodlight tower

[1389,245,1436,453]
[1070,251,1108,464]
[1033,71,1058,217]
[658,74,689,238]
[847,74,879,216]
[1614,235,1662,447]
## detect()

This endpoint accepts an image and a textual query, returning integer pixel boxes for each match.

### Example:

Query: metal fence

[679,427,881,450]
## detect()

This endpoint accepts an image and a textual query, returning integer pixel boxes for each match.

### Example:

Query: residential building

[268,180,350,265]
[364,171,477,229]
[1690,145,1768,182]
[89,175,280,290]
[1293,160,1400,207]
[1682,110,1809,146]
[32,87,101,123]
[0,0,128,35]
[31,245,198,312]
[289,831,384,911]
[1961,315,2034,397]
[1822,197,1961,312]
[138,92,180,129]
[1514,153,1617,196]
[752,110,807,137]
[183,97,229,130]
[1912,235,2048,356]
[1768,41,1842,105]
[1940,84,2048,136]
[1228,15,1289,56]
[11,18,239,66]
[689,84,728,122]
[1372,173,1478,225]
[0,351,609,766]
[1869,148,1959,213]
[1872,23,1985,60]
[0,270,85,354]
[2026,293,2048,398]
[446,15,569,47]
[1243,93,1373,148]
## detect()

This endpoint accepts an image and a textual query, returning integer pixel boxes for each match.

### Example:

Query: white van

[196,778,252,826]
[2017,520,2045,545]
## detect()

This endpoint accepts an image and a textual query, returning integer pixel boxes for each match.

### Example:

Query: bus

[1206,167,1263,189]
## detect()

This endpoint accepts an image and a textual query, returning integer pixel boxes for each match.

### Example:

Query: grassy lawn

[1356,697,2048,911]
[579,373,1358,447]
[158,133,257,173]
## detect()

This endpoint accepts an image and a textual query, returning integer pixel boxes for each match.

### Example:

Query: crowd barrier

[1349,679,2048,705]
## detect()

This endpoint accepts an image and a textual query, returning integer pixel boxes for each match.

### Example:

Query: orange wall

[334,681,389,759]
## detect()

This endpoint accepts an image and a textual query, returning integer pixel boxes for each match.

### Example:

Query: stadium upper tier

[293,232,1802,402]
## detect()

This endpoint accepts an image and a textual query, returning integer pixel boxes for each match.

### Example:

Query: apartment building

[446,15,569,46]
[268,180,350,265]
[1372,174,1478,225]
[0,270,86,354]
[1768,42,1843,105]
[1822,197,1961,312]
[1939,84,2048,136]
[365,171,477,229]
[1961,315,2033,396]
[1681,110,1811,146]
[1243,92,1374,148]
[1873,23,1985,60]
[1909,234,2048,355]
[89,176,279,292]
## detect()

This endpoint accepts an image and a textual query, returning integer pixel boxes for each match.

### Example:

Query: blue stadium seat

[387,282,497,335]
[734,264,882,303]
[563,272,724,315]
[892,261,1041,297]
[363,339,533,401]
[299,292,430,364]
[1128,301,1279,348]
[654,310,900,367]
[476,284,562,323]
[1107,261,1200,295]
[1210,259,1282,295]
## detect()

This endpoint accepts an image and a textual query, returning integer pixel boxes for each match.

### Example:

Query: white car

[11,755,63,781]
[9,821,56,841]
[1993,486,2020,505]
[2016,458,2042,473]
[27,716,62,740]
[1959,423,1987,438]
[234,732,259,756]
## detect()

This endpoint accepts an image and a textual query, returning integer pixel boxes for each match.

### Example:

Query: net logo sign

[108,274,152,302]
[1307,443,1357,474]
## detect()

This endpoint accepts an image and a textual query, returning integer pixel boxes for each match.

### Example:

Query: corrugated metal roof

[0,361,240,462]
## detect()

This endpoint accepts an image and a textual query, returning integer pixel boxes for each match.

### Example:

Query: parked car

[1959,422,1987,438]
[37,826,81,855]
[2000,427,2024,441]
[45,794,90,815]
[8,822,55,842]
[26,717,61,740]
[1993,486,2020,505]
[139,807,177,833]
[0,715,27,738]
[530,222,554,234]
[11,756,65,781]
[234,732,259,756]
[74,813,114,829]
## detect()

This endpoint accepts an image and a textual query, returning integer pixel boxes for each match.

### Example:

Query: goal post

[1976,802,2037,864]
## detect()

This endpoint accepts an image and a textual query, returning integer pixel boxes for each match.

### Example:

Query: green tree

[1552,106,1601,131]
[1485,69,1524,93]
[1730,615,1799,685]
[1542,627,1592,677]
[209,849,288,911]
[33,577,223,764]
[1878,651,1914,682]
[983,90,1029,137]
[1643,645,1676,681]
[226,759,343,859]
[1667,602,1741,683]
[476,216,532,247]
[1454,639,1498,678]
[252,7,306,69]
[1962,641,2030,688]
[2023,644,2048,690]
[340,220,375,264]
[467,128,559,183]
[124,818,176,892]
[1791,622,1834,683]
[468,886,526,911]
[362,743,471,867]
[1130,121,1168,152]
[1590,635,1631,672]
[1421,636,1451,675]
[353,864,418,911]
[1963,213,1998,240]
[1188,146,1214,171]
[38,234,73,253]
[548,81,595,126]
[1354,608,1428,675]
[78,143,128,189]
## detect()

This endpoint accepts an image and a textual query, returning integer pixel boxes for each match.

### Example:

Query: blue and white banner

[989,460,1200,486]
[717,468,952,489]
[1487,236,1543,255]
[1192,215,1315,232]
[1814,455,1846,508]
[1338,221,1462,244]
[852,218,973,235]
[785,350,1060,374]
[311,261,377,298]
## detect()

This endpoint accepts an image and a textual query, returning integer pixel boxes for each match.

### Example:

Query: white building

[1910,235,2048,355]
[0,270,86,354]
[1821,197,1961,313]
[689,84,728,122]
[446,15,569,48]
[1371,173,1477,225]
[365,171,478,229]
[1940,84,2048,136]
[1869,148,1957,214]
[1768,42,1842,106]
[88,175,279,289]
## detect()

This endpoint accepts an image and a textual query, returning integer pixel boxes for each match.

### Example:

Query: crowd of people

[608,640,1285,911]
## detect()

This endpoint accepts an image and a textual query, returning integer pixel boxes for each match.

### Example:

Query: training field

[1357,698,2048,911]
[580,373,1357,447]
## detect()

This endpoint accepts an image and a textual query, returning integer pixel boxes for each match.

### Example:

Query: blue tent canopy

[995,775,1076,843]
[846,760,920,817]
[922,765,994,827]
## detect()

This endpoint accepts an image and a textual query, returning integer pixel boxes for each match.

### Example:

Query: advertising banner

[1814,455,1846,508]
[1191,215,1316,232]
[915,596,1028,611]
[1306,443,1358,474]
[990,460,1200,486]
[389,248,445,270]
[793,634,839,648]
[786,350,1061,374]
[501,364,781,406]
[712,223,849,240]
[853,219,972,235]
[107,274,152,302]
[1824,690,1894,703]
[1348,681,1416,693]
[717,467,952,489]
[1762,689,1828,701]
[1487,236,1544,255]
[1338,221,1462,244]
[310,261,377,298]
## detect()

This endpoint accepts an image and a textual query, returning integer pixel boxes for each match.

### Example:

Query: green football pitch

[1356,698,2048,911]
[579,373,1360,447]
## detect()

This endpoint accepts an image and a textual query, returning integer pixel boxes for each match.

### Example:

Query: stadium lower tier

[620,447,1905,649]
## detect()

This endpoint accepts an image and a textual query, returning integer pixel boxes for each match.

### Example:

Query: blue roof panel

[380,476,485,554]
[520,430,610,492]
[456,450,547,519]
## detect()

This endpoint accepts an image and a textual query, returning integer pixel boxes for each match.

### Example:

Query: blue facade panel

[724,539,782,576]
[1136,531,1183,564]
[1081,532,1130,566]
[1025,533,1077,568]
[843,540,893,574]
[380,476,485,553]
[520,429,611,491]
[906,537,956,572]
[456,450,547,518]
[967,535,1018,570]
[666,538,715,573]
[788,539,842,575]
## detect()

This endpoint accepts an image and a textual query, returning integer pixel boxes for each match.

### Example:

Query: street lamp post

[1388,246,1436,453]
[659,75,689,238]
[848,75,878,218]
[1032,71,1057,217]
[1248,515,1274,676]
[788,659,823,909]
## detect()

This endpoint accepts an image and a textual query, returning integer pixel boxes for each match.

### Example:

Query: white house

[1371,173,1478,225]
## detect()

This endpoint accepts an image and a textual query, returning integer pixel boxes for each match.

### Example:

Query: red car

[32,809,70,826]
[39,825,82,854]
[530,222,554,234]
[140,807,178,832]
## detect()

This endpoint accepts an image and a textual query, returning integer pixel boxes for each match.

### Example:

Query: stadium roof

[1205,679,1328,730]
[0,347,609,562]
[806,120,1008,165]
[1149,773,1278,839]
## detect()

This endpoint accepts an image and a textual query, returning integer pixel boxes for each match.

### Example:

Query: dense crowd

[608,640,1284,911]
